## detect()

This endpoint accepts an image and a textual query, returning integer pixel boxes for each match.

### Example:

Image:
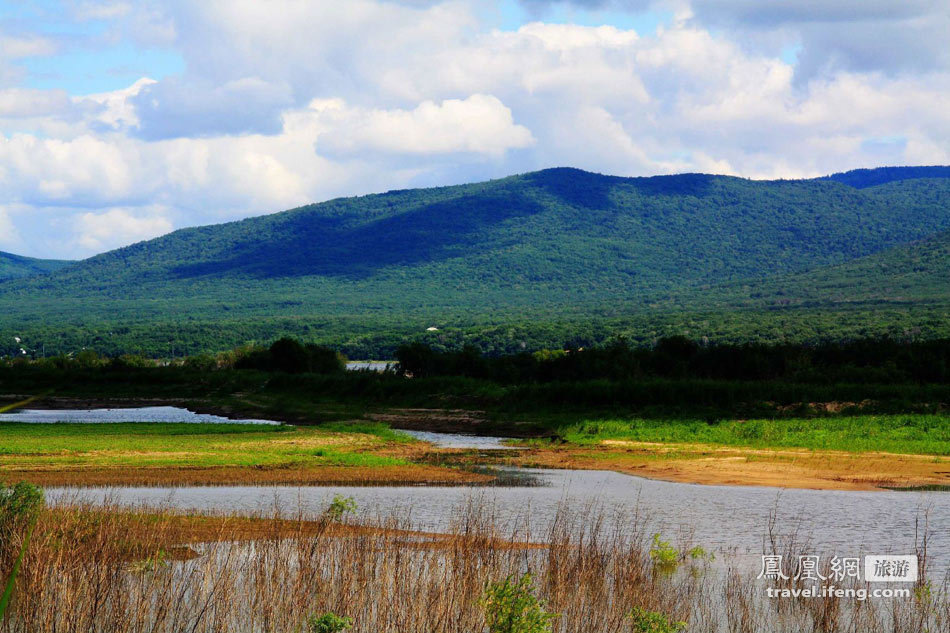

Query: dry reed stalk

[0,496,946,632]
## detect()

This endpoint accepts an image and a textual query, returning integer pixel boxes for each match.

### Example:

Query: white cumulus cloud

[0,0,948,259]
[315,94,535,157]
[75,207,173,252]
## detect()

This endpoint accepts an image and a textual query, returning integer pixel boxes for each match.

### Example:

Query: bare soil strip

[490,442,950,491]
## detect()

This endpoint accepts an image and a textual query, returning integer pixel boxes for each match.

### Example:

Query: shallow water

[49,467,949,575]
[18,407,947,577]
[0,406,279,425]
[400,429,522,449]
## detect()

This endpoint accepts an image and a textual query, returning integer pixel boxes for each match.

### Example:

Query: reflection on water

[0,406,279,425]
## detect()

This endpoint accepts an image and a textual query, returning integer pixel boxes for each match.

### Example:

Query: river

[5,407,946,576]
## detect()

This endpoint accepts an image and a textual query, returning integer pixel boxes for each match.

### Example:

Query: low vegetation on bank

[0,422,488,487]
[544,415,950,455]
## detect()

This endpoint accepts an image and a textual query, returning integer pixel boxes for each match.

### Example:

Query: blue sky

[2,1,184,93]
[0,0,948,258]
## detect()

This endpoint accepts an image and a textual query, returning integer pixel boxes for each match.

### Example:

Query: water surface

[0,406,279,425]
[400,429,522,450]
[50,467,948,575]
[21,407,947,576]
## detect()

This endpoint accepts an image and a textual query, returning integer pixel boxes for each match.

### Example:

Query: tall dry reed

[0,495,946,633]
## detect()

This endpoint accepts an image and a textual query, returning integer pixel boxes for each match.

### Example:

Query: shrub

[270,338,311,374]
[687,546,714,562]
[0,482,44,536]
[306,612,353,633]
[482,573,557,633]
[183,354,217,371]
[109,354,152,370]
[324,495,357,522]
[305,343,346,374]
[628,607,687,633]
[649,534,680,572]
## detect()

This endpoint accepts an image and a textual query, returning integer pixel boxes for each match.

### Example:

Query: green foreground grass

[546,415,950,455]
[0,422,413,469]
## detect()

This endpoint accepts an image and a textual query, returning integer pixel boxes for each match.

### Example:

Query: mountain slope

[0,166,949,355]
[681,176,950,309]
[0,251,73,282]
[722,229,950,307]
[5,168,950,302]
[823,165,950,189]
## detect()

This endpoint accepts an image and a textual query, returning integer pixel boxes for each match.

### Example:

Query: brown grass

[2,463,490,487]
[30,507,543,560]
[1,499,946,632]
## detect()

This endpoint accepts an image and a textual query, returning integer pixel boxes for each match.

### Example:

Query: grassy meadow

[0,421,493,487]
[544,414,950,455]
[0,422,411,469]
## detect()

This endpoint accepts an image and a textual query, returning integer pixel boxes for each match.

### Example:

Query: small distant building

[426,326,439,331]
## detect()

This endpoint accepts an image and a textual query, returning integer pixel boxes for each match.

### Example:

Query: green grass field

[544,415,950,455]
[0,422,413,470]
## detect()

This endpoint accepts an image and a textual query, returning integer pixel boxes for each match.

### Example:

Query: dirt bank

[490,441,950,491]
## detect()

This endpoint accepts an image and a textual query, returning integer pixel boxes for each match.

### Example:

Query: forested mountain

[717,229,950,307]
[0,166,948,356]
[0,251,73,282]
[823,165,950,189]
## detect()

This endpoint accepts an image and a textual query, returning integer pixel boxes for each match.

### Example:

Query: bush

[109,354,152,370]
[482,573,557,633]
[324,495,357,522]
[306,612,353,633]
[232,339,345,374]
[305,344,346,374]
[628,607,687,633]
[183,354,217,371]
[648,534,679,572]
[270,338,310,374]
[0,482,44,536]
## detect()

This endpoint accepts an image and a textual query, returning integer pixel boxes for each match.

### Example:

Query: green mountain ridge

[1,166,949,356]
[724,228,950,307]
[0,251,74,282]
[679,176,950,309]
[824,165,950,189]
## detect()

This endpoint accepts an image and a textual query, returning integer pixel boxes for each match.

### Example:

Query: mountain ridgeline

[1,165,949,357]
[0,251,73,282]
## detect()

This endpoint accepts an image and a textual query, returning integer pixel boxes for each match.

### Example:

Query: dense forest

[3,336,949,419]
[393,337,950,384]
[0,251,72,282]
[823,165,950,188]
[0,166,948,358]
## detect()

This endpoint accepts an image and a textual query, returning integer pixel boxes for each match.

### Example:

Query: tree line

[395,336,950,384]
[4,335,950,386]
